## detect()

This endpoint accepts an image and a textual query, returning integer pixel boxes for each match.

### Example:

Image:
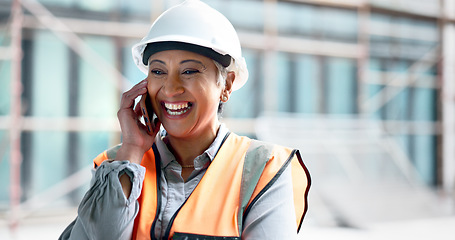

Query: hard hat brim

[142,41,232,67]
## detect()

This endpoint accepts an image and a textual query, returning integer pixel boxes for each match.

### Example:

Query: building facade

[1,0,454,224]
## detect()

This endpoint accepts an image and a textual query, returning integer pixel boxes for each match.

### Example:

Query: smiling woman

[146,50,228,148]
[59,1,310,240]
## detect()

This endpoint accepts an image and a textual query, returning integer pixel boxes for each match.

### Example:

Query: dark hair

[218,101,225,116]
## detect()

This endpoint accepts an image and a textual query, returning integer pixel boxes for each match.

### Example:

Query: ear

[221,71,236,102]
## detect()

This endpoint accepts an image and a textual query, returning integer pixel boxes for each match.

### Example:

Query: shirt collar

[205,123,229,161]
[155,123,230,169]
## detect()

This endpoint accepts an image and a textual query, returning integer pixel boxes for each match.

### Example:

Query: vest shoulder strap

[93,144,122,168]
[237,139,274,232]
[239,139,310,233]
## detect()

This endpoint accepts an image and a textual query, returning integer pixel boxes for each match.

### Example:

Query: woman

[60,0,310,239]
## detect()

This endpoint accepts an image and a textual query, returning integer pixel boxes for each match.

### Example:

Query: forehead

[148,50,214,66]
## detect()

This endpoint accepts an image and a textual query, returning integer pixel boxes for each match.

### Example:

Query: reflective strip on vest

[92,133,311,239]
[241,143,309,231]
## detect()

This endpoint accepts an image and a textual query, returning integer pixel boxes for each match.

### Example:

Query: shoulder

[105,144,122,159]
[93,144,122,168]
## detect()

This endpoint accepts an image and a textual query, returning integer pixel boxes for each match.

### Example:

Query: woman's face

[146,50,225,140]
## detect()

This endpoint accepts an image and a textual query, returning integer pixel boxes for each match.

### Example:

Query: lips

[163,102,193,116]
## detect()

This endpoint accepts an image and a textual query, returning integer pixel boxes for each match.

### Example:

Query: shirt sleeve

[59,160,145,240]
[241,166,298,240]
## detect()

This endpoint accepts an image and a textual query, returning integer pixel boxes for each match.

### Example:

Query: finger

[122,83,147,105]
[122,80,147,98]
[120,80,148,109]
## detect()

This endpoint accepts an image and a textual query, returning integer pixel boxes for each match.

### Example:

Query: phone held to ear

[140,94,158,133]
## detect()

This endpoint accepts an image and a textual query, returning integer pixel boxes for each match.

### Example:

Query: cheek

[147,80,159,95]
[146,81,160,109]
[205,88,224,110]
[196,82,221,100]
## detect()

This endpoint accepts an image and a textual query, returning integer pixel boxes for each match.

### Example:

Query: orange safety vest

[93,133,311,240]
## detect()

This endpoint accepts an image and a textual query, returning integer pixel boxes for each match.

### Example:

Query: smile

[164,102,192,116]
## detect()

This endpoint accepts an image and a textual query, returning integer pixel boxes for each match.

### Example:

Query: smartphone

[139,93,158,133]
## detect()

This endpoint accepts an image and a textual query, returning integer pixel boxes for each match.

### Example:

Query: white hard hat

[131,0,248,91]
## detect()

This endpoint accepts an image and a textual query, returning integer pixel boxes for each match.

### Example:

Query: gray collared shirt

[152,124,231,237]
[60,124,298,240]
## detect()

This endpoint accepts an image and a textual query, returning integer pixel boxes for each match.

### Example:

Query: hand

[115,79,161,164]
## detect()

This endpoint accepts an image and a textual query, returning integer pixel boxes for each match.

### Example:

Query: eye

[182,69,200,75]
[151,69,166,75]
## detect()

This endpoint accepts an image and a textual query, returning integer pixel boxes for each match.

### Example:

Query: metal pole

[441,0,455,196]
[263,0,278,112]
[357,2,370,115]
[9,0,24,233]
[151,0,164,23]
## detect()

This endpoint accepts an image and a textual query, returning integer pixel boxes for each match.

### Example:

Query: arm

[242,166,298,240]
[114,79,160,198]
[60,80,159,239]
[59,161,145,240]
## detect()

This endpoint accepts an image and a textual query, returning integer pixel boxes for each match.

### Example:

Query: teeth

[164,102,191,116]
[167,108,189,116]
[164,102,188,110]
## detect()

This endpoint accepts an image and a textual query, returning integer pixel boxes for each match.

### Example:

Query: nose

[162,72,184,97]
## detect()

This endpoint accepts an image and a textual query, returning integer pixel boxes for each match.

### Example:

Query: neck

[166,124,220,166]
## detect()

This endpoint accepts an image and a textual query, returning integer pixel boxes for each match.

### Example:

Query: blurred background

[1,0,455,239]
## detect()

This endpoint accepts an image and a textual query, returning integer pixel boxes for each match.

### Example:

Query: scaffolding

[2,0,455,235]
[8,0,23,232]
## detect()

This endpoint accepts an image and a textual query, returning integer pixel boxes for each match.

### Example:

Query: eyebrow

[148,59,206,68]
[180,59,205,66]
[149,59,166,65]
